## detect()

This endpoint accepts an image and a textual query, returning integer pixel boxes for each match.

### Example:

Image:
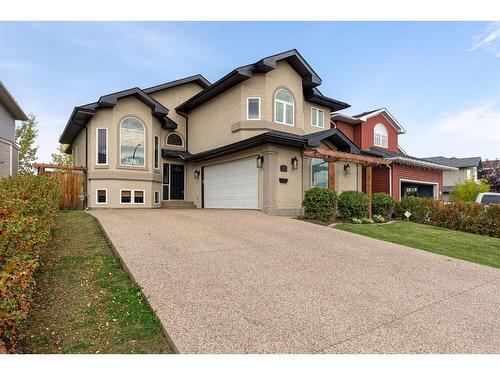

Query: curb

[90,212,182,354]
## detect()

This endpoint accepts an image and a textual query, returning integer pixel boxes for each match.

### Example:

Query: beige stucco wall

[88,179,162,208]
[443,167,476,186]
[72,128,87,167]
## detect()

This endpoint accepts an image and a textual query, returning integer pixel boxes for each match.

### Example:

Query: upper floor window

[166,133,183,147]
[154,135,160,170]
[274,88,294,126]
[247,97,260,120]
[311,107,324,128]
[96,128,108,165]
[374,123,388,148]
[120,117,145,167]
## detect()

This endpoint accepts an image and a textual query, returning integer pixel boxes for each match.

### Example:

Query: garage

[400,180,437,199]
[203,158,259,209]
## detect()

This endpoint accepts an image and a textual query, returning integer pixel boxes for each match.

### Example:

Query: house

[422,156,482,200]
[332,108,457,200]
[0,81,27,178]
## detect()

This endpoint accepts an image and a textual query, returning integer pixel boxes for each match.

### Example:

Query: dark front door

[170,164,185,200]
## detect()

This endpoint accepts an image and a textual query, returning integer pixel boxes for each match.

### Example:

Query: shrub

[372,214,385,223]
[351,218,363,224]
[371,193,395,219]
[302,187,338,222]
[449,178,489,202]
[395,196,432,222]
[0,174,61,352]
[338,191,369,220]
[361,217,374,224]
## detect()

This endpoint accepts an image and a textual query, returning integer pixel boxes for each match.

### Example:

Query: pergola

[304,149,392,218]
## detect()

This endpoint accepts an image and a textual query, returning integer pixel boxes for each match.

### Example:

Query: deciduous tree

[15,113,39,174]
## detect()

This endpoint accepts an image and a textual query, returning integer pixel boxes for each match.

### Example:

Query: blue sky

[1,21,499,162]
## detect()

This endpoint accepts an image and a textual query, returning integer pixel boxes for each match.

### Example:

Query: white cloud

[469,22,500,57]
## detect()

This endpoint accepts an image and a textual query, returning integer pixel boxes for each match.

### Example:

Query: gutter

[389,156,458,171]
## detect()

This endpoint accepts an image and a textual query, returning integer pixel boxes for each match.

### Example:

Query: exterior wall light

[256,155,264,168]
[194,169,200,180]
[344,163,351,175]
[291,156,299,169]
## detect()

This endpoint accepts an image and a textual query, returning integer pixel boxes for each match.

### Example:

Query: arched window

[274,88,294,126]
[374,123,388,148]
[166,133,183,147]
[120,117,145,166]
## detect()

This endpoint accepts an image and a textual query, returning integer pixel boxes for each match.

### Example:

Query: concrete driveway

[91,209,500,354]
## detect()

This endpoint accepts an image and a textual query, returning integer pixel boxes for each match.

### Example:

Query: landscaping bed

[16,210,172,354]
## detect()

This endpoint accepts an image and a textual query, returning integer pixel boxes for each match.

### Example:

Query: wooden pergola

[304,149,392,218]
[34,163,87,175]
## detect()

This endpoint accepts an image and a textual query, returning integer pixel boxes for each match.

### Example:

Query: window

[274,88,294,126]
[166,133,183,147]
[96,189,107,204]
[134,190,144,204]
[121,190,132,204]
[96,128,108,165]
[154,135,159,169]
[311,107,324,128]
[120,190,145,204]
[154,191,160,204]
[120,117,145,167]
[247,97,260,120]
[311,158,328,188]
[374,123,388,148]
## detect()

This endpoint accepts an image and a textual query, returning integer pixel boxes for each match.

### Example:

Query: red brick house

[331,108,457,200]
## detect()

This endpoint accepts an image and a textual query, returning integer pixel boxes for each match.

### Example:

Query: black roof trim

[176,49,350,114]
[143,74,211,94]
[161,149,192,160]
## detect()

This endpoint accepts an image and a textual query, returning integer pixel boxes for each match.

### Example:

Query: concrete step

[162,201,197,209]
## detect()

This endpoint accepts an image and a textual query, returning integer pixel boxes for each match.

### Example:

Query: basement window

[96,189,107,204]
[134,190,145,204]
[120,190,132,204]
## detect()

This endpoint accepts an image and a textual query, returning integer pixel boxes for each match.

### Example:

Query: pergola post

[328,161,336,191]
[366,165,373,218]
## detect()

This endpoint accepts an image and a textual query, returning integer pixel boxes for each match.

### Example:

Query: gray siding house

[0,81,27,178]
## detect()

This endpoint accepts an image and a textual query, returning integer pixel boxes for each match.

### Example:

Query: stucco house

[0,81,27,178]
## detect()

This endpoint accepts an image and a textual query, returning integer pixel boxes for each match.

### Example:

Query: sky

[1,21,499,162]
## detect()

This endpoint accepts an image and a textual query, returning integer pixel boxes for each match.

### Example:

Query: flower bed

[0,174,60,352]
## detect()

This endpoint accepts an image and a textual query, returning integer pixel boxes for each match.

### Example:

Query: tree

[449,178,490,202]
[51,144,73,166]
[485,167,500,192]
[15,113,39,174]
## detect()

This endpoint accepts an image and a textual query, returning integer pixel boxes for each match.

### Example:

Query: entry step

[162,201,197,209]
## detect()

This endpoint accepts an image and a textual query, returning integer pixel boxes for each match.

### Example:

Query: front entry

[163,163,185,200]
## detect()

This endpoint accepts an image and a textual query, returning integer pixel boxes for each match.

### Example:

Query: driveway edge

[90,211,182,354]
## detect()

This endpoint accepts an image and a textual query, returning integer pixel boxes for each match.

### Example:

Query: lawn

[17,210,173,354]
[335,221,500,269]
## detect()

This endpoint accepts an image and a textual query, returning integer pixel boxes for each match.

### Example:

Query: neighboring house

[422,156,482,200]
[0,81,27,178]
[332,109,457,200]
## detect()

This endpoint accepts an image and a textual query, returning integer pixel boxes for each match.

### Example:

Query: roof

[423,156,482,168]
[363,147,458,171]
[176,49,350,114]
[163,128,359,163]
[352,107,406,134]
[0,81,28,121]
[143,74,210,94]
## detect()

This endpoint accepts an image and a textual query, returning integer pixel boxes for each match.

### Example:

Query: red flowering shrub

[0,174,60,353]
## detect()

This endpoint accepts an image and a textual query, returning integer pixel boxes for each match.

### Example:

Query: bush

[371,193,395,219]
[302,187,338,222]
[0,174,61,352]
[372,214,385,223]
[449,178,490,202]
[338,191,368,220]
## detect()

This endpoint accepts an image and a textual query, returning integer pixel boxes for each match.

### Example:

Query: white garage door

[204,158,258,209]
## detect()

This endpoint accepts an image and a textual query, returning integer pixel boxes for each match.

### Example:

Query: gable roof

[422,156,482,168]
[60,87,177,144]
[176,49,350,114]
[143,74,210,94]
[353,107,406,134]
[363,147,458,171]
[0,81,28,121]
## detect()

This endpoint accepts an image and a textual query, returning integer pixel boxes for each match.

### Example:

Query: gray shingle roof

[422,156,482,168]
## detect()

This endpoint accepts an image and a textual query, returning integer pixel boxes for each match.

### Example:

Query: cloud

[469,22,500,57]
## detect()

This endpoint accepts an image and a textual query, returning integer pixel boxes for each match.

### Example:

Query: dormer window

[274,89,294,126]
[166,133,183,147]
[374,123,388,148]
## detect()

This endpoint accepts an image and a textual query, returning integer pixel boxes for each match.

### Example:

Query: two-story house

[0,81,27,178]
[332,108,457,200]
[60,50,372,215]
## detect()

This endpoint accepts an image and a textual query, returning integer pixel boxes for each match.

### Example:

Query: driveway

[91,209,500,353]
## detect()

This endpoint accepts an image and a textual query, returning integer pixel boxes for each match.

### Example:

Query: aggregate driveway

[91,209,500,354]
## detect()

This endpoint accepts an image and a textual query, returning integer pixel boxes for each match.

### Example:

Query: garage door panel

[204,158,258,209]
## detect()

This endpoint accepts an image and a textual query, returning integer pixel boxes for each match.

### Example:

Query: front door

[162,163,185,200]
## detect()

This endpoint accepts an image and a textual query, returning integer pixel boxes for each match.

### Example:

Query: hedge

[338,191,369,220]
[395,196,500,238]
[0,174,61,353]
[371,193,395,220]
[302,187,338,222]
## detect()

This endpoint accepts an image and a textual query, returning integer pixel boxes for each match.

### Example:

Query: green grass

[17,210,173,354]
[335,221,500,269]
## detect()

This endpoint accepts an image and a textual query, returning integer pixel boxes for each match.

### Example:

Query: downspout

[388,164,392,198]
[84,126,89,209]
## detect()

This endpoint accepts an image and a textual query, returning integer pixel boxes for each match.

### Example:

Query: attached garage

[203,158,259,209]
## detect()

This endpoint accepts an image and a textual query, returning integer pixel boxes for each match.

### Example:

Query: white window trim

[154,191,160,204]
[154,135,160,170]
[95,189,108,205]
[274,89,295,126]
[374,123,388,148]
[246,97,261,120]
[119,189,146,205]
[311,107,325,128]
[166,132,184,148]
[96,128,108,165]
[119,117,146,167]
